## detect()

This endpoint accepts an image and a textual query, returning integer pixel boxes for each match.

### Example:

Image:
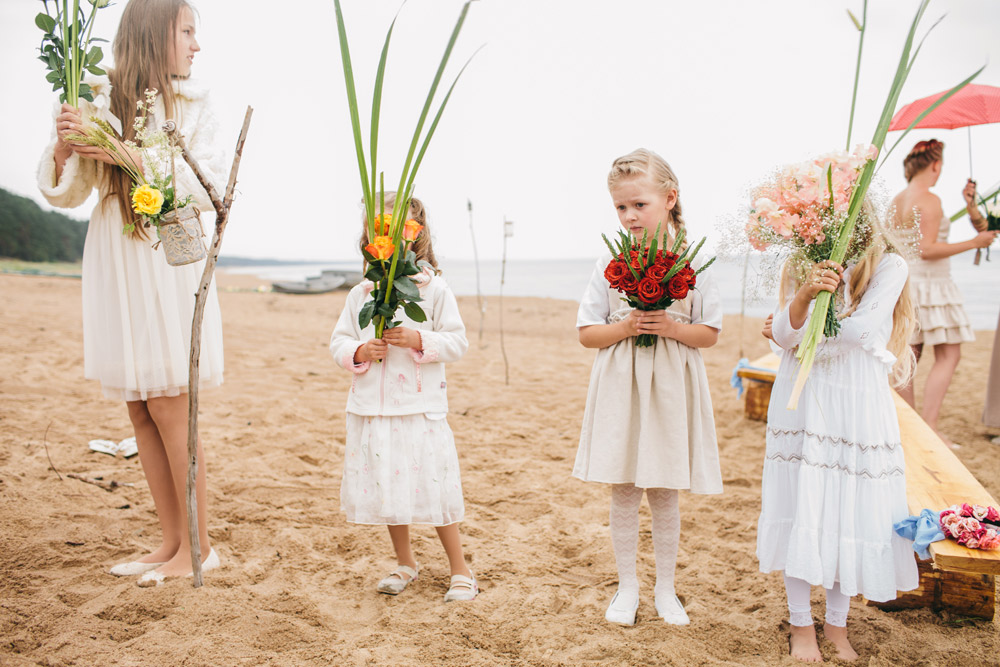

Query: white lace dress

[37,77,226,401]
[756,253,919,603]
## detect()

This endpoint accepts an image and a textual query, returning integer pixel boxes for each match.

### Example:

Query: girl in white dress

[330,194,477,602]
[758,218,920,662]
[38,0,225,584]
[575,149,723,626]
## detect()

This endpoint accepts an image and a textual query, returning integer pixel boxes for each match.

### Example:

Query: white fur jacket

[330,273,469,417]
[37,75,227,216]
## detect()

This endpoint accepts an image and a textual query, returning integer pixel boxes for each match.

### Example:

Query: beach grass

[0,257,82,277]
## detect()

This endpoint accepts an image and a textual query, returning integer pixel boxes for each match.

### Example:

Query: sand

[1,270,998,666]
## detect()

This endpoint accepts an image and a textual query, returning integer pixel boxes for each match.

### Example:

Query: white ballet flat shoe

[605,590,639,626]
[109,559,166,577]
[136,548,220,588]
[655,592,690,626]
[443,572,478,602]
[377,563,419,595]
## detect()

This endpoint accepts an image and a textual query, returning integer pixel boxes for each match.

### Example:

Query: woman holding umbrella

[891,139,996,444]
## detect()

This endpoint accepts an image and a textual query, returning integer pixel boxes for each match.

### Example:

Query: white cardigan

[330,273,468,416]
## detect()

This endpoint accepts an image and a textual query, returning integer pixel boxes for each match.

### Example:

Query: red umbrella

[889,84,1000,176]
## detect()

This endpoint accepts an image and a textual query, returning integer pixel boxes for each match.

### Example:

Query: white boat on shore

[271,269,363,295]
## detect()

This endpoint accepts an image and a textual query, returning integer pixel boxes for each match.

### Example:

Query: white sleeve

[171,97,228,215]
[577,256,611,328]
[412,281,469,364]
[330,286,370,375]
[772,300,807,349]
[37,104,98,209]
[817,254,908,358]
[689,258,723,331]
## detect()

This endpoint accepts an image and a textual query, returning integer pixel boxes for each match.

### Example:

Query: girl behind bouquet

[758,212,919,661]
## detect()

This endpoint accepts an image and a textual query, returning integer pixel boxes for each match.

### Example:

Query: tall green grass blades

[333,0,373,227]
[845,1,867,149]
[369,6,403,225]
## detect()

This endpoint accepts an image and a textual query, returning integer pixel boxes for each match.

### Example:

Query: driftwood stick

[67,473,134,492]
[166,106,254,588]
[42,420,62,481]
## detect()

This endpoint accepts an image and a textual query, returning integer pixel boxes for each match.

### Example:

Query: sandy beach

[1,270,998,666]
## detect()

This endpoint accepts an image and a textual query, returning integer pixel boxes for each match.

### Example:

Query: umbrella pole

[969,126,974,179]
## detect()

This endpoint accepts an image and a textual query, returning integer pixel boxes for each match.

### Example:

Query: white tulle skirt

[756,347,919,603]
[909,257,974,346]
[81,201,224,402]
[341,413,465,526]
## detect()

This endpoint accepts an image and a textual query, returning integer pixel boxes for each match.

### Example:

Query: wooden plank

[869,559,996,620]
[893,392,1000,576]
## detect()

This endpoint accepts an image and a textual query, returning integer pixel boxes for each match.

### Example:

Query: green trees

[0,187,87,262]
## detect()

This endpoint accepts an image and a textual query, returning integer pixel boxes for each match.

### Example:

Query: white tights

[783,573,851,628]
[609,484,680,600]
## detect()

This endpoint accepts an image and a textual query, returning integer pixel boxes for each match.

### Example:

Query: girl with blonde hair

[575,148,723,626]
[38,0,227,585]
[758,213,920,661]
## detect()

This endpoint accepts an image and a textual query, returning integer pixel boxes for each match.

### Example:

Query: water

[223,253,1000,330]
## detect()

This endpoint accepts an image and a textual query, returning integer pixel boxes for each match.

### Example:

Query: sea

[222,253,1000,330]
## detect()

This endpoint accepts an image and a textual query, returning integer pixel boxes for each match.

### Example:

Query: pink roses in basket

[939,503,1000,551]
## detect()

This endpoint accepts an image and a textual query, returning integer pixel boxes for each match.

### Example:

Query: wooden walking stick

[165,106,253,587]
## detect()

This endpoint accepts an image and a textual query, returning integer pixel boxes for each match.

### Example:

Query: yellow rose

[132,184,164,216]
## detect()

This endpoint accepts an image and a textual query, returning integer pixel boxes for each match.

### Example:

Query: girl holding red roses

[574,149,722,626]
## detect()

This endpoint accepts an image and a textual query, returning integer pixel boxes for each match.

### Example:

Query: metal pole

[468,199,485,346]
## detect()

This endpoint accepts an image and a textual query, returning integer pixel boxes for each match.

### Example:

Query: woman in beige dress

[891,139,996,443]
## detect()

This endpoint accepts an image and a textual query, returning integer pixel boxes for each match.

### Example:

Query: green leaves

[35,0,108,106]
[403,301,427,323]
[35,13,57,33]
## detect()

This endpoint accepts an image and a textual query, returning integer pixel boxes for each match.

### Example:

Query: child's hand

[762,313,774,341]
[354,338,388,363]
[382,326,422,351]
[797,260,843,302]
[634,310,678,339]
[618,310,643,338]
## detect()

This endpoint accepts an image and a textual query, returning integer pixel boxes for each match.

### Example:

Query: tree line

[0,187,87,262]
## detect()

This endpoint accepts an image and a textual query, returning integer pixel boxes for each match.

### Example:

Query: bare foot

[139,543,180,563]
[823,623,858,661]
[789,624,824,663]
[151,546,213,577]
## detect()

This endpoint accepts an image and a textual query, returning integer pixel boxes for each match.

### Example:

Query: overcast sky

[3,0,999,262]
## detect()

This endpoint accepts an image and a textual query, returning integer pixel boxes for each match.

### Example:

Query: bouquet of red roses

[602,225,715,347]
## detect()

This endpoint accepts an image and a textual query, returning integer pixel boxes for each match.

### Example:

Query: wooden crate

[869,559,996,620]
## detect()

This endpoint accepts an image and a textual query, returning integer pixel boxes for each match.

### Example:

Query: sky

[2,0,999,263]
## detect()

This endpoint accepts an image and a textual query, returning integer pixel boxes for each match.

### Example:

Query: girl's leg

[434,523,472,577]
[126,400,182,563]
[607,484,643,622]
[897,343,923,408]
[823,582,857,661]
[144,394,211,577]
[647,488,686,622]
[783,573,822,663]
[922,343,961,434]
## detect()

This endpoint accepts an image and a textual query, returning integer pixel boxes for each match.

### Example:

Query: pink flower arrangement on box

[939,503,1000,551]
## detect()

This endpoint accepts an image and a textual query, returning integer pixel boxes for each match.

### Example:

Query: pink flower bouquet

[939,503,1000,551]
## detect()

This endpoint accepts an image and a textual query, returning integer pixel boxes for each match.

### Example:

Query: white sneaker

[655,591,690,625]
[605,590,639,626]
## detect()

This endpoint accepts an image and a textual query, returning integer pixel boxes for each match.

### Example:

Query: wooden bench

[737,352,1000,619]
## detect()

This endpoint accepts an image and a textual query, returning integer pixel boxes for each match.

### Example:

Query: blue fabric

[730,357,777,398]
[893,509,944,560]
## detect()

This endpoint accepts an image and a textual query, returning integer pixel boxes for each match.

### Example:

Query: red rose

[604,260,627,288]
[678,266,696,287]
[637,276,664,304]
[619,271,639,295]
[646,263,668,283]
[667,275,689,300]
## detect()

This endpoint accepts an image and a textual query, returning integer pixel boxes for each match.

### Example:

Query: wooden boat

[271,269,362,295]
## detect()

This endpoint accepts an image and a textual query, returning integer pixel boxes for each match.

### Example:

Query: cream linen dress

[909,215,975,346]
[37,77,226,401]
[573,251,723,493]
[757,254,919,603]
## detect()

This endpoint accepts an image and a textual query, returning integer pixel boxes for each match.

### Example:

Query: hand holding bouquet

[602,226,714,347]
[67,90,192,234]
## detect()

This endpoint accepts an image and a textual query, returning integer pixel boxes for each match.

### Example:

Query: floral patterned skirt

[341,413,465,526]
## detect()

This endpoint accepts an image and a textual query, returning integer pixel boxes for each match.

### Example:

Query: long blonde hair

[779,215,916,388]
[359,193,439,271]
[106,0,191,239]
[607,148,687,245]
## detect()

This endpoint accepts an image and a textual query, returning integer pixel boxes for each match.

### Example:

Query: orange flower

[402,219,424,242]
[373,213,392,235]
[366,235,395,260]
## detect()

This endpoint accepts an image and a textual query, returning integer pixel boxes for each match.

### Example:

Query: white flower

[88,0,110,7]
